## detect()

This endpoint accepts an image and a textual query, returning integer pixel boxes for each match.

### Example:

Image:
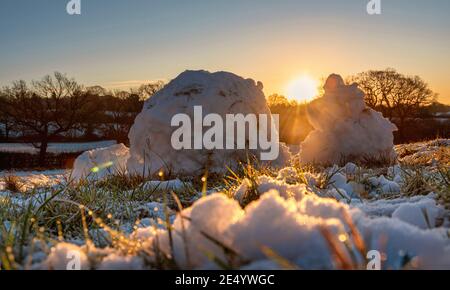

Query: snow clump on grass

[72,143,129,181]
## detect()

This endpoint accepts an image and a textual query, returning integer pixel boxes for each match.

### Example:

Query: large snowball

[72,143,130,181]
[300,74,397,165]
[127,70,289,177]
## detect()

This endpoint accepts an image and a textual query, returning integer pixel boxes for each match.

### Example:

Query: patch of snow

[141,179,192,192]
[240,260,283,270]
[353,194,441,218]
[139,187,448,269]
[0,141,116,154]
[392,198,442,229]
[378,176,401,194]
[395,139,449,165]
[155,193,244,268]
[344,162,358,175]
[276,167,299,184]
[329,172,354,197]
[38,243,89,270]
[233,178,252,205]
[255,175,309,200]
[72,143,129,181]
[0,169,66,191]
[98,254,144,270]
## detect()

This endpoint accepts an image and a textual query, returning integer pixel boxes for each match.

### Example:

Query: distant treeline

[0,72,165,165]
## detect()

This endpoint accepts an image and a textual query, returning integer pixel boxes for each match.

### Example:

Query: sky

[0,0,449,103]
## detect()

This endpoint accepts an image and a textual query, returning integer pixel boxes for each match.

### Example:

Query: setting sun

[285,75,319,103]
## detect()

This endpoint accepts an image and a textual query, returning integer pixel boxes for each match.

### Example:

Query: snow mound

[72,144,130,181]
[300,74,397,165]
[127,70,289,177]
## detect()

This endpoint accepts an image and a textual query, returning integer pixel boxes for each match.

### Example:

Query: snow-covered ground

[0,169,67,192]
[0,139,448,270]
[396,139,450,166]
[0,141,116,154]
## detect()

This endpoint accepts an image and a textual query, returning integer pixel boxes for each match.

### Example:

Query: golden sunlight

[285,75,319,103]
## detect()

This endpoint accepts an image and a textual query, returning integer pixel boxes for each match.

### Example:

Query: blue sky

[1,0,449,102]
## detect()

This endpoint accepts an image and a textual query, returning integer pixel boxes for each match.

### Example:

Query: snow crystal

[72,143,130,181]
[299,74,397,165]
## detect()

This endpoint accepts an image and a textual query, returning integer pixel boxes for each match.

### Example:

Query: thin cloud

[103,79,167,90]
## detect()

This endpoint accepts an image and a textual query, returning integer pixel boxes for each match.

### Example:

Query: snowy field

[0,139,448,270]
[0,141,116,154]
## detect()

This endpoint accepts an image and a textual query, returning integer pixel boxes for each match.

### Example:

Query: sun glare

[285,75,319,103]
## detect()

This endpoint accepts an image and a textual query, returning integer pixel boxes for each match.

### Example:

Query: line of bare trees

[0,69,447,166]
[349,68,438,141]
[0,72,164,165]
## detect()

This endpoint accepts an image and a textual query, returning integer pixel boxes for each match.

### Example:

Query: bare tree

[351,69,437,140]
[267,94,290,106]
[135,81,165,100]
[0,92,14,140]
[0,72,91,165]
[101,92,143,144]
[86,85,108,96]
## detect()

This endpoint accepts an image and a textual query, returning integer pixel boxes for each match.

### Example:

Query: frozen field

[0,139,448,270]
